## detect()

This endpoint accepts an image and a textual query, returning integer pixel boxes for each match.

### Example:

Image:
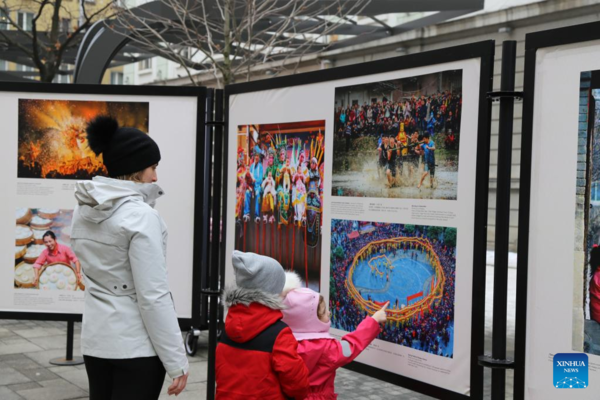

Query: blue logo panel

[553,353,588,389]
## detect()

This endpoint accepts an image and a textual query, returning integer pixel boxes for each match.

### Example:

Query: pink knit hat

[282,288,333,341]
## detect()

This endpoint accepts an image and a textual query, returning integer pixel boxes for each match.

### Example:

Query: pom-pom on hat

[231,250,286,295]
[86,115,160,178]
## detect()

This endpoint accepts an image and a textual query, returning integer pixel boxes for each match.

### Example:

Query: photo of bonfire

[17,99,149,180]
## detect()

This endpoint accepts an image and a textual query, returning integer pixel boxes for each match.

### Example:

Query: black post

[66,320,74,360]
[206,89,225,400]
[491,40,517,400]
[49,320,84,366]
[200,88,215,330]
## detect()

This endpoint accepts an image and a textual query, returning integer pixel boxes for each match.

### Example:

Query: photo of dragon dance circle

[346,237,445,322]
[330,220,456,358]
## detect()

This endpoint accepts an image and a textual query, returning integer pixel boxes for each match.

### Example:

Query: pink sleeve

[33,249,48,269]
[64,245,78,263]
[331,316,381,369]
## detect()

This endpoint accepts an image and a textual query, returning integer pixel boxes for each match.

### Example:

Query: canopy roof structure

[0,31,154,77]
[0,0,485,82]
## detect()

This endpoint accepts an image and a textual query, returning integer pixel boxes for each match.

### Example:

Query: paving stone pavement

[0,266,515,399]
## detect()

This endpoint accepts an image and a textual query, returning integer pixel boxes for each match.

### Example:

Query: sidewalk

[0,319,208,400]
[0,265,516,399]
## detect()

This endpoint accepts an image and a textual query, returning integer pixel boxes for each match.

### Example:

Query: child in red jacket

[216,251,309,399]
[282,285,388,400]
[589,245,600,323]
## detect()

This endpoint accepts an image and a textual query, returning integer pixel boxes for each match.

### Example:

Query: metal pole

[49,320,84,366]
[206,89,225,400]
[66,320,74,360]
[491,40,517,400]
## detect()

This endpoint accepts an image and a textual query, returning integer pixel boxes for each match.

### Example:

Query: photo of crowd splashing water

[17,99,149,180]
[332,70,462,200]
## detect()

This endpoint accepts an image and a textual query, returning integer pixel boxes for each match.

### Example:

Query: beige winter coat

[71,176,188,378]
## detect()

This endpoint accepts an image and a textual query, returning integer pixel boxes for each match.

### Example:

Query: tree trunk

[41,70,54,83]
[40,62,56,83]
[221,0,233,86]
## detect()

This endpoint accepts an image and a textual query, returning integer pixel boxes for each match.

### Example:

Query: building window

[53,74,70,84]
[18,64,36,79]
[0,9,9,30]
[139,58,152,71]
[60,18,70,33]
[17,12,33,31]
[181,47,192,59]
[110,71,124,85]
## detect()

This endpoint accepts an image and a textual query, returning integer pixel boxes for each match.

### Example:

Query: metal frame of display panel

[0,82,208,331]
[220,40,495,400]
[514,21,600,400]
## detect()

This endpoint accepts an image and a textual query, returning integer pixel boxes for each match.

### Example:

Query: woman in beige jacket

[71,116,188,399]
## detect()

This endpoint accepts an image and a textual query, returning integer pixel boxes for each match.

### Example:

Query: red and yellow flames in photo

[18,99,149,179]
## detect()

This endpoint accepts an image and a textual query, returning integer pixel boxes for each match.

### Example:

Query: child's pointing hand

[372,302,389,324]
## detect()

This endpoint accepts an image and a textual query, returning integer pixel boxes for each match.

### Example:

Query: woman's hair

[317,295,327,320]
[115,170,145,183]
[42,231,56,241]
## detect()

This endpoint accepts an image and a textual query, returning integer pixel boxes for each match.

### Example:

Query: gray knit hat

[232,250,286,295]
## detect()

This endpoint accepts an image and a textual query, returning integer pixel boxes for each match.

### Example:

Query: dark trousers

[84,355,166,400]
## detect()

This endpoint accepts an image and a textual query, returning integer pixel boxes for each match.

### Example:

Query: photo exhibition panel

[225,57,484,395]
[0,91,199,319]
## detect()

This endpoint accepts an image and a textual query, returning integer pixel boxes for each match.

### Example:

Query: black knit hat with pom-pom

[86,116,160,177]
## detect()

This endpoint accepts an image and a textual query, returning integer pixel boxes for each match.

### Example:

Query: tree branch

[0,29,33,57]
[107,0,371,86]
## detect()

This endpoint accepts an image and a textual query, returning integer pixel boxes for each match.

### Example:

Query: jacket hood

[282,288,333,341]
[223,286,285,343]
[74,176,164,223]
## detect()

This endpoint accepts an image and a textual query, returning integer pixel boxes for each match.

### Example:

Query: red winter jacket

[590,269,600,323]
[216,288,309,400]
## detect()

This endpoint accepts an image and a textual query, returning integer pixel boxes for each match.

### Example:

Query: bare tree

[114,0,372,87]
[0,0,116,82]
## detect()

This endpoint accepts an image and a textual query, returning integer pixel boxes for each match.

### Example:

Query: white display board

[225,56,485,395]
[523,39,600,399]
[0,88,199,320]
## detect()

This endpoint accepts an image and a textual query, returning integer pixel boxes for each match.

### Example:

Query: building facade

[0,0,116,83]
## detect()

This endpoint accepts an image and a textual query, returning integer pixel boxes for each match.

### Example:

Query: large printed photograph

[332,70,463,200]
[17,99,149,180]
[15,208,83,291]
[576,70,600,356]
[330,219,456,357]
[234,121,325,290]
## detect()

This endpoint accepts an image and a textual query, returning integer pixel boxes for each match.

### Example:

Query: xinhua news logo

[553,353,588,389]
